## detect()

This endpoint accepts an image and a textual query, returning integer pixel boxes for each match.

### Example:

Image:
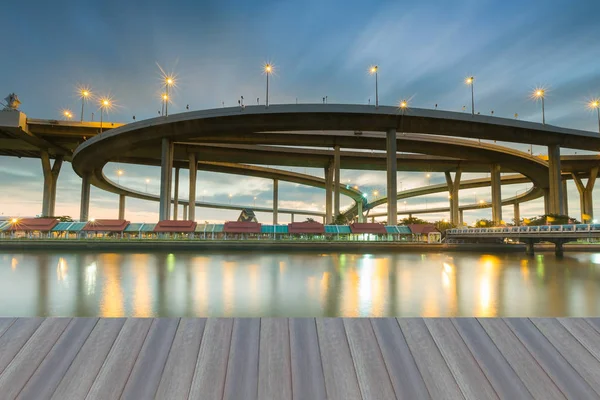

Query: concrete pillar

[357,200,364,223]
[159,138,174,220]
[386,128,398,225]
[444,170,461,225]
[324,163,333,224]
[490,163,502,224]
[40,152,63,217]
[547,144,564,215]
[188,153,197,222]
[173,167,180,220]
[80,173,91,222]
[273,179,279,224]
[562,179,569,217]
[291,213,294,223]
[459,209,464,226]
[572,167,598,223]
[514,202,520,226]
[543,189,550,215]
[333,145,341,217]
[118,194,125,220]
[183,204,188,220]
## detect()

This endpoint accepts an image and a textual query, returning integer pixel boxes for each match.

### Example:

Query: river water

[1,251,599,317]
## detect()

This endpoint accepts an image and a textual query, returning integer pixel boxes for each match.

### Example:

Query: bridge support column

[514,202,520,226]
[357,200,364,223]
[562,179,569,217]
[386,128,398,225]
[173,167,180,220]
[333,145,341,218]
[188,153,197,222]
[444,169,461,226]
[547,144,564,215]
[525,240,535,256]
[41,152,63,217]
[491,163,502,225]
[273,179,279,224]
[183,204,188,220]
[572,167,598,223]
[459,210,464,226]
[80,173,91,222]
[291,213,294,223]
[159,138,173,221]
[118,194,125,220]
[325,163,333,224]
[554,240,565,257]
[543,189,550,215]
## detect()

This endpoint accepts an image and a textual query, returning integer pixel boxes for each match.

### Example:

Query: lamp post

[80,89,90,122]
[264,63,272,108]
[63,110,73,120]
[465,77,475,115]
[99,98,110,133]
[370,66,378,108]
[589,99,600,134]
[117,169,123,184]
[165,77,174,116]
[533,89,546,124]
[254,196,257,207]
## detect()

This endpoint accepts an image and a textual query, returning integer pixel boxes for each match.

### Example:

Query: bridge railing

[447,224,600,235]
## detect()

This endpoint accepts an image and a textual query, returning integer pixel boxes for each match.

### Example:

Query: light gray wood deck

[0,318,599,399]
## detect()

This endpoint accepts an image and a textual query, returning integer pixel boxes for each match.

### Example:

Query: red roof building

[223,221,262,233]
[407,224,440,235]
[83,219,130,232]
[154,220,197,233]
[350,223,387,234]
[7,218,58,231]
[288,222,325,234]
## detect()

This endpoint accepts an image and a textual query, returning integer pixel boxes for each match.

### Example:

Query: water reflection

[1,251,599,317]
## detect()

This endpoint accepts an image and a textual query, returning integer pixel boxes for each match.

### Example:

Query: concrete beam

[273,179,279,224]
[159,138,173,220]
[491,163,502,224]
[547,144,564,215]
[173,167,180,220]
[80,173,91,222]
[572,166,598,223]
[118,194,125,220]
[188,153,197,221]
[386,128,397,225]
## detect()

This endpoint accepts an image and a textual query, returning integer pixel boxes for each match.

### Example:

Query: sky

[1,0,600,224]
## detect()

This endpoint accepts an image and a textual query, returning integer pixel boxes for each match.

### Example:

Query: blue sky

[1,0,600,223]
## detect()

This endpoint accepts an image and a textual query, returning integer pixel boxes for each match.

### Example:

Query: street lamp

[373,190,379,199]
[79,88,91,122]
[588,99,600,134]
[254,196,257,207]
[228,194,232,204]
[426,173,431,186]
[99,98,110,133]
[161,93,168,116]
[164,76,174,116]
[63,110,73,120]
[369,65,378,108]
[264,63,273,108]
[145,178,150,192]
[117,169,123,184]
[532,88,546,124]
[465,76,475,115]
[399,99,408,114]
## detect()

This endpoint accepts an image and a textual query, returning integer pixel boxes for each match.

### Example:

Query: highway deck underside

[0,317,599,399]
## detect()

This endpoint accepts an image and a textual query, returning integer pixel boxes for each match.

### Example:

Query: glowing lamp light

[145,178,150,183]
[82,90,89,97]
[264,64,272,73]
[11,218,18,224]
[369,65,378,74]
[465,76,474,85]
[117,170,123,176]
[479,199,485,204]
[166,77,174,86]
[399,100,408,109]
[362,193,368,198]
[588,99,600,109]
[90,218,96,223]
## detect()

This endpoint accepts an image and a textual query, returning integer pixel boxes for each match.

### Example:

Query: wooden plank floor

[0,318,599,399]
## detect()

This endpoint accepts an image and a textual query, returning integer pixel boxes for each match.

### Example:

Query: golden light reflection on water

[2,251,600,317]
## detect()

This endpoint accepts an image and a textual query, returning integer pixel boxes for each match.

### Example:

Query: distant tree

[398,216,430,225]
[475,219,495,228]
[38,215,73,222]
[525,214,580,226]
[333,213,348,225]
[434,220,456,233]
[305,217,315,223]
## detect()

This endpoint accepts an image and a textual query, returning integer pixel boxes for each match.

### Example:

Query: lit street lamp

[145,178,150,192]
[254,196,257,207]
[79,88,91,122]
[399,99,408,115]
[264,63,273,108]
[99,98,110,133]
[589,99,600,134]
[117,169,123,184]
[369,65,379,108]
[63,110,73,120]
[426,173,431,186]
[465,76,475,115]
[533,88,546,124]
[228,194,232,204]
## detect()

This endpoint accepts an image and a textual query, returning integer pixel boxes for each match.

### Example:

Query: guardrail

[447,224,600,235]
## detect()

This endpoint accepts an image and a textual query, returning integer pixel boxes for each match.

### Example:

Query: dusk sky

[2,0,600,224]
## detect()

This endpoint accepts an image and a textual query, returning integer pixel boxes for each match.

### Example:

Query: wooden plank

[559,318,600,362]
[0,318,44,375]
[397,318,462,400]
[586,318,600,334]
[0,318,16,339]
[452,319,532,399]
[343,319,396,399]
[425,318,498,399]
[371,318,430,399]
[316,318,361,400]
[258,318,292,400]
[478,318,565,400]
[289,318,327,400]
[222,318,261,400]
[51,318,126,400]
[531,318,600,394]
[188,318,234,400]
[120,318,180,400]
[84,318,153,400]
[0,318,71,399]
[155,318,206,400]
[504,318,598,399]
[17,318,98,400]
